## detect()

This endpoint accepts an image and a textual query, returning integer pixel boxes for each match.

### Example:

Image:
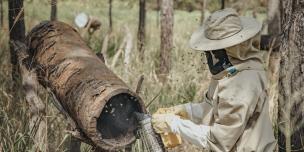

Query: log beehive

[26,21,145,150]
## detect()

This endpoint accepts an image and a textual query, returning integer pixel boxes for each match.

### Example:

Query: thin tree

[8,0,26,93]
[12,41,48,152]
[50,0,57,21]
[108,0,112,32]
[221,0,225,9]
[267,0,281,37]
[200,0,208,25]
[266,0,281,138]
[0,0,3,27]
[158,0,173,82]
[278,0,304,151]
[156,0,160,26]
[137,0,146,61]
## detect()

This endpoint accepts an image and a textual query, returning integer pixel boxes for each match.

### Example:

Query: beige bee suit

[182,35,276,152]
[152,8,276,151]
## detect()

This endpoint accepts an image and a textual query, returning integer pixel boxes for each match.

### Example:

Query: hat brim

[189,17,262,51]
[75,13,89,28]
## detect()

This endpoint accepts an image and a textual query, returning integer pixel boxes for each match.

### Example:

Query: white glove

[152,114,210,149]
[152,114,180,133]
[170,118,210,149]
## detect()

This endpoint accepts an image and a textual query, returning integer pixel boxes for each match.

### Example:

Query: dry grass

[0,0,269,151]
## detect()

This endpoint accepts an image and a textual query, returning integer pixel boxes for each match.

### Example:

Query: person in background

[152,8,276,152]
[74,12,101,36]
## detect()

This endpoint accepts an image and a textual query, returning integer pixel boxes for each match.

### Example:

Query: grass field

[0,0,267,151]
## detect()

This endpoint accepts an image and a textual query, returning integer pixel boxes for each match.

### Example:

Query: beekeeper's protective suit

[152,8,276,152]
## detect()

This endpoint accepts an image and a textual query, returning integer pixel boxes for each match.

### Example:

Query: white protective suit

[154,34,276,152]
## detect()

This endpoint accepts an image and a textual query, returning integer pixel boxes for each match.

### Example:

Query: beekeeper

[74,12,101,35]
[152,8,276,152]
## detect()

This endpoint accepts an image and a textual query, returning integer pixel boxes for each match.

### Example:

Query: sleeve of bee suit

[155,98,213,124]
[207,71,263,152]
[183,100,213,124]
[183,79,218,124]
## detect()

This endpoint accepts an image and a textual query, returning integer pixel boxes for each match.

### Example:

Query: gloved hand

[152,114,183,148]
[154,102,212,124]
[151,114,179,134]
[152,113,210,149]
[154,105,189,119]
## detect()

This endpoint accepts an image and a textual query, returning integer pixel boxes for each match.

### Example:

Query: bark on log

[25,21,146,150]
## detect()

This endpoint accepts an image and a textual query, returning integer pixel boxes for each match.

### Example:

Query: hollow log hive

[26,21,146,150]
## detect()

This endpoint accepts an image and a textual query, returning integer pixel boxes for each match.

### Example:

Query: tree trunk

[124,25,133,81]
[266,0,281,148]
[108,0,112,32]
[8,0,26,97]
[157,0,160,26]
[221,0,225,9]
[0,0,3,27]
[278,0,304,151]
[267,0,281,36]
[50,0,57,21]
[200,0,208,25]
[137,0,145,61]
[111,29,127,68]
[158,0,173,82]
[12,41,47,152]
[101,34,109,65]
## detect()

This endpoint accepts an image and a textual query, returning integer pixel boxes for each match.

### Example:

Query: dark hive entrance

[97,93,142,140]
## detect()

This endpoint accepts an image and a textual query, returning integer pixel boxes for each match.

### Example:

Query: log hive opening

[98,93,141,142]
[25,21,146,150]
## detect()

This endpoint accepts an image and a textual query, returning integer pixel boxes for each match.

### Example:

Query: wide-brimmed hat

[189,8,262,51]
[75,12,89,28]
